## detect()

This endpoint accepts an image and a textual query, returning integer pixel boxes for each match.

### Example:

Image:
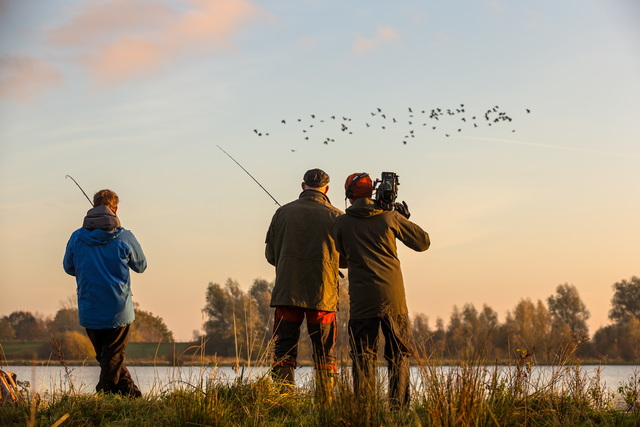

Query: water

[4,364,638,397]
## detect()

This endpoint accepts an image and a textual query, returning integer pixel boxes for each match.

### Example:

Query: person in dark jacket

[265,168,344,402]
[333,173,430,408]
[63,189,147,397]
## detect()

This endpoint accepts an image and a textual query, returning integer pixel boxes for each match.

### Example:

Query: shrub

[57,331,94,360]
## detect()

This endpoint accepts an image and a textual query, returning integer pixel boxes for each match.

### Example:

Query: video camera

[373,172,410,219]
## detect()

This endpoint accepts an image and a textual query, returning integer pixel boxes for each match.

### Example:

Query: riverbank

[2,363,639,426]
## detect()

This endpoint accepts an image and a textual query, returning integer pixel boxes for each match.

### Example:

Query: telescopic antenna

[217,145,281,207]
[65,175,93,206]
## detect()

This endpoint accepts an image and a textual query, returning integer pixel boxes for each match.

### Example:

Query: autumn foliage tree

[592,276,640,361]
[201,278,268,359]
[129,305,175,342]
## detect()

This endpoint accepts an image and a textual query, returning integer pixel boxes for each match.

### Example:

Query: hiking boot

[271,365,296,388]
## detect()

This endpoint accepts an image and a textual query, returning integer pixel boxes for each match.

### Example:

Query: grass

[1,342,203,366]
[2,358,640,425]
[2,335,640,425]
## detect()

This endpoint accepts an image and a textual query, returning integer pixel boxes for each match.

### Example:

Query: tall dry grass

[2,327,640,425]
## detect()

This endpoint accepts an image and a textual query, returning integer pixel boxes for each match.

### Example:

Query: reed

[1,361,639,426]
[2,330,640,425]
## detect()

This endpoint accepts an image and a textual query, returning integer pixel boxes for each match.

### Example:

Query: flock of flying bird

[252,105,531,149]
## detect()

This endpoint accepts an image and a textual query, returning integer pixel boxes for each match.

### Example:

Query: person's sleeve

[395,214,430,252]
[333,216,348,269]
[333,220,346,262]
[265,219,276,266]
[62,235,76,276]
[126,232,147,273]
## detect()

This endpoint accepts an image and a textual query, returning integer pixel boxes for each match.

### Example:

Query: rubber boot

[314,370,336,404]
[271,365,295,389]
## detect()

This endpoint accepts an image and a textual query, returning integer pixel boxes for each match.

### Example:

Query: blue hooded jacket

[63,205,147,329]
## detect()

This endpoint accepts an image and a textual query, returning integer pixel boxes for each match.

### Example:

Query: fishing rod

[217,145,345,278]
[217,145,281,207]
[65,175,93,206]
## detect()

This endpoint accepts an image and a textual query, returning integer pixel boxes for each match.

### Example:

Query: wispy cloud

[48,0,176,47]
[352,26,399,55]
[299,37,318,48]
[73,0,265,84]
[526,9,547,29]
[430,31,450,48]
[462,136,640,159]
[1,0,267,96]
[488,1,506,14]
[0,55,62,101]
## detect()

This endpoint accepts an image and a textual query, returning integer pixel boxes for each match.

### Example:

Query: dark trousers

[349,314,413,408]
[85,325,140,397]
[272,306,337,372]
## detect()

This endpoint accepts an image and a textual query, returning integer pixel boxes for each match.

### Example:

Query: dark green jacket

[333,198,430,319]
[266,189,344,311]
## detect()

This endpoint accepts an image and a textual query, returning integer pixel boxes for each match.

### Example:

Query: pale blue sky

[1,0,638,341]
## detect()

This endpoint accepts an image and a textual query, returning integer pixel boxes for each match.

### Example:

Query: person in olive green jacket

[333,172,430,409]
[265,168,344,401]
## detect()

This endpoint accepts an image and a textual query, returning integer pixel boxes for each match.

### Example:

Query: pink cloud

[50,0,266,84]
[87,37,166,84]
[0,55,62,101]
[48,0,176,47]
[352,26,399,55]
[175,0,261,42]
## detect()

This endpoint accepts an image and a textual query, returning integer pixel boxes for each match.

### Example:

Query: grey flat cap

[303,168,330,187]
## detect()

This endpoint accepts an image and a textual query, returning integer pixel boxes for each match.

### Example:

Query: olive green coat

[266,189,344,312]
[333,198,430,319]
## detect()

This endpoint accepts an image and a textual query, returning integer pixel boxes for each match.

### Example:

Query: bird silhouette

[253,103,527,146]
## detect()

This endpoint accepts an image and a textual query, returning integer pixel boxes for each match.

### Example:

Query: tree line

[0,301,174,359]
[197,276,640,363]
[3,276,639,363]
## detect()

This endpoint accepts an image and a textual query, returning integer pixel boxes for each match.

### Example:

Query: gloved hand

[393,201,410,219]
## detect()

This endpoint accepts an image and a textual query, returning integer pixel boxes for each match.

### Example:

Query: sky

[1,0,638,342]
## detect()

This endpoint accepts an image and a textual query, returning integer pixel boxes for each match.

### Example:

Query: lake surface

[4,364,638,398]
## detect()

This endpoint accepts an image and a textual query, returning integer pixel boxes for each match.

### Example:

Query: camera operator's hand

[393,201,410,219]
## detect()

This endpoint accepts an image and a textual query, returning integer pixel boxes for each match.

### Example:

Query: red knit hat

[344,173,373,199]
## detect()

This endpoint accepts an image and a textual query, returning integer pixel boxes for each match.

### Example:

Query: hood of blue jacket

[82,205,121,231]
[77,227,125,247]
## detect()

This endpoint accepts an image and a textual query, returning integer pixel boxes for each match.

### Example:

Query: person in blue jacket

[63,189,147,397]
